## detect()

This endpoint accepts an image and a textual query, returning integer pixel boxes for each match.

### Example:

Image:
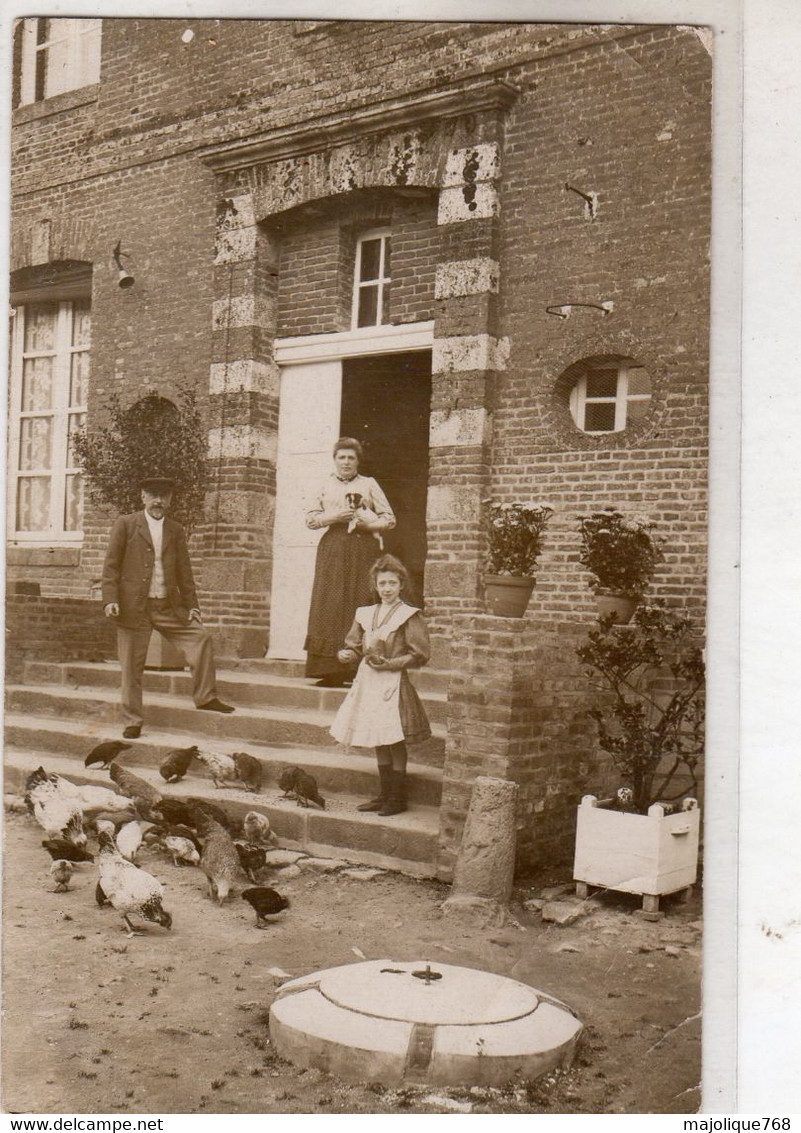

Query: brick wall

[9,20,710,738]
[5,589,116,682]
[439,613,704,881]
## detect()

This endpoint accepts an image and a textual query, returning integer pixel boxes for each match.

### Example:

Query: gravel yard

[2,803,702,1115]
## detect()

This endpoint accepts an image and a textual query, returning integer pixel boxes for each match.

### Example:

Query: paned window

[352,231,391,329]
[569,359,652,434]
[18,18,101,105]
[8,300,89,540]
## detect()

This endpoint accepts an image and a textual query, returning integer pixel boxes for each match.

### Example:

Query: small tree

[72,386,208,532]
[576,602,705,813]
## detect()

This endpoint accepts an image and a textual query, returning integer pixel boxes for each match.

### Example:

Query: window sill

[6,545,82,567]
[13,84,99,126]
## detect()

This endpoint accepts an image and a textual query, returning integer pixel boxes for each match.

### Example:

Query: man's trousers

[116,598,218,728]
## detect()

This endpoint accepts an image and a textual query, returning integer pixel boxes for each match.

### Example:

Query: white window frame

[7,301,89,543]
[569,362,651,435]
[351,229,392,330]
[19,18,101,106]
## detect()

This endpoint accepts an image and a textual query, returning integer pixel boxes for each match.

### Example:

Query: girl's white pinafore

[329,603,418,748]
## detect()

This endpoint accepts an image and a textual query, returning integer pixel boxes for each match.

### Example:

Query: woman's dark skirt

[304,525,379,679]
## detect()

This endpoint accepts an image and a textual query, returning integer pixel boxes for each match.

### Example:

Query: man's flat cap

[140,476,175,492]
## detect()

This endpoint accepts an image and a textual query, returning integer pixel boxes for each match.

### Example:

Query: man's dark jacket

[101,510,198,630]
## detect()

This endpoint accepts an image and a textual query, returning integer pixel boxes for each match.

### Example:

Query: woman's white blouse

[305,474,396,531]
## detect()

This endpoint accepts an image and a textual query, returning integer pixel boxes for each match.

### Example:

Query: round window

[563,355,652,435]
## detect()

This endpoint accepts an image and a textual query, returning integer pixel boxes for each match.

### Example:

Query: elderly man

[101,475,234,739]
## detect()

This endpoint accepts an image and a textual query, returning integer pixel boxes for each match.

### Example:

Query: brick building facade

[7,19,711,873]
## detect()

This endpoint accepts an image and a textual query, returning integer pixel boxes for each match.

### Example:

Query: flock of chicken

[24,737,330,935]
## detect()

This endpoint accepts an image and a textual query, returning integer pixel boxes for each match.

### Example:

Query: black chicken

[241,887,290,929]
[186,798,233,830]
[42,839,94,863]
[159,745,199,784]
[235,842,267,882]
[85,741,132,770]
[151,799,197,829]
[278,766,326,809]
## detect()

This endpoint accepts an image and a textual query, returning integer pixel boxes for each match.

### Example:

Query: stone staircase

[3,659,450,878]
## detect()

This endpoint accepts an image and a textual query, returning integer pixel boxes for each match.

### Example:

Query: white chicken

[195,748,237,789]
[25,767,87,846]
[55,778,133,815]
[115,820,144,862]
[164,835,200,867]
[96,831,172,936]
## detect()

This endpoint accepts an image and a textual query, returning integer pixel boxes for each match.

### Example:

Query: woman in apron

[304,438,395,687]
[330,554,431,816]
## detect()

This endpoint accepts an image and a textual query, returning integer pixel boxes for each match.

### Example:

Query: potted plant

[73,386,208,669]
[483,501,553,617]
[577,509,663,623]
[573,602,705,913]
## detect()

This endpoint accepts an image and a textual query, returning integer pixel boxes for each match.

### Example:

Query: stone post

[442,775,518,926]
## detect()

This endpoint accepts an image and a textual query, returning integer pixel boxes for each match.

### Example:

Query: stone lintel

[201,79,518,172]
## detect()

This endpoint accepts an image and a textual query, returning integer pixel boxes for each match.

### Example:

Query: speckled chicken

[50,860,74,892]
[193,808,240,904]
[85,740,131,770]
[108,762,162,811]
[278,766,326,810]
[195,748,237,789]
[232,752,262,793]
[41,839,94,864]
[241,887,290,929]
[25,767,87,846]
[96,831,172,936]
[242,811,279,847]
[159,745,199,784]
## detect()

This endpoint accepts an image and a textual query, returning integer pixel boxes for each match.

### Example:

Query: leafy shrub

[72,385,208,532]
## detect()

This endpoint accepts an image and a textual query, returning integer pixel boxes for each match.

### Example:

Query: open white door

[268,360,342,659]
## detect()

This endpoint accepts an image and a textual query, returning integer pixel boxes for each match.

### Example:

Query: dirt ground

[2,804,701,1116]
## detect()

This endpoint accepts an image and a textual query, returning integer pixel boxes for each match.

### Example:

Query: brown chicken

[278,766,326,810]
[232,752,262,793]
[159,745,198,783]
[108,763,162,810]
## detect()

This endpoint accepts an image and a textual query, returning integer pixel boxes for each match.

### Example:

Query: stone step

[22,659,448,723]
[3,712,442,807]
[5,683,446,768]
[221,656,454,696]
[4,746,440,878]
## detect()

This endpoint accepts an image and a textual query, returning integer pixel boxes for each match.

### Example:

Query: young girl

[329,554,431,816]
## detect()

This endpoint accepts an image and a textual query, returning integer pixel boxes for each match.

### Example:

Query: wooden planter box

[573,794,700,913]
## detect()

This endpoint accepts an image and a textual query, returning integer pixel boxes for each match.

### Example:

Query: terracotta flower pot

[484,575,535,618]
[594,589,640,624]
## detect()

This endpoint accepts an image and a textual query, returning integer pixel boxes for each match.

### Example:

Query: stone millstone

[269,959,582,1087]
